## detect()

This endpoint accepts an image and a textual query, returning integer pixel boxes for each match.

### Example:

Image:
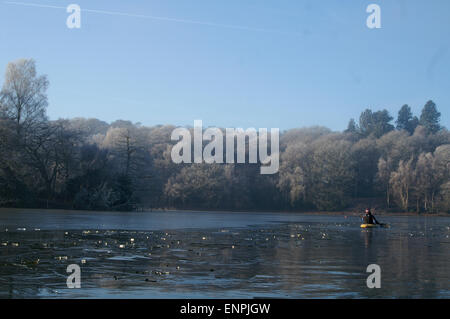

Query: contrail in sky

[3,1,301,36]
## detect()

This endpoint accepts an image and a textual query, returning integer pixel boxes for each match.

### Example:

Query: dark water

[0,209,449,299]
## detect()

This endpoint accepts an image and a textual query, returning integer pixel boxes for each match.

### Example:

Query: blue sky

[0,0,449,130]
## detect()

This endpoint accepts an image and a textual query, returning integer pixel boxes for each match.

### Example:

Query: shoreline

[0,207,448,217]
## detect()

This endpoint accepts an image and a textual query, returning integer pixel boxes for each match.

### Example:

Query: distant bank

[1,207,448,217]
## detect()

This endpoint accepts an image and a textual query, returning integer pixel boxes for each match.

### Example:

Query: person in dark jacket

[363,209,379,225]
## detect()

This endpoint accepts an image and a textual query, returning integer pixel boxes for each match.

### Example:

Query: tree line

[0,59,449,213]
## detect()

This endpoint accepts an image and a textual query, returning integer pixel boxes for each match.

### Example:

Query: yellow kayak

[361,223,389,228]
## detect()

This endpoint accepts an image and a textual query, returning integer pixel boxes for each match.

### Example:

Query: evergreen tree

[359,109,394,138]
[420,100,441,134]
[345,118,358,133]
[396,104,419,134]
[359,109,373,137]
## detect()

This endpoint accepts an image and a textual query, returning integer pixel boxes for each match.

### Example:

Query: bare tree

[413,153,435,212]
[390,158,415,211]
[377,157,394,208]
[0,59,48,133]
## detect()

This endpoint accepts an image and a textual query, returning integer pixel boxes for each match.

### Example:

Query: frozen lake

[0,209,449,298]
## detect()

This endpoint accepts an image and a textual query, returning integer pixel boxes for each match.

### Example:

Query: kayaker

[362,209,379,225]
